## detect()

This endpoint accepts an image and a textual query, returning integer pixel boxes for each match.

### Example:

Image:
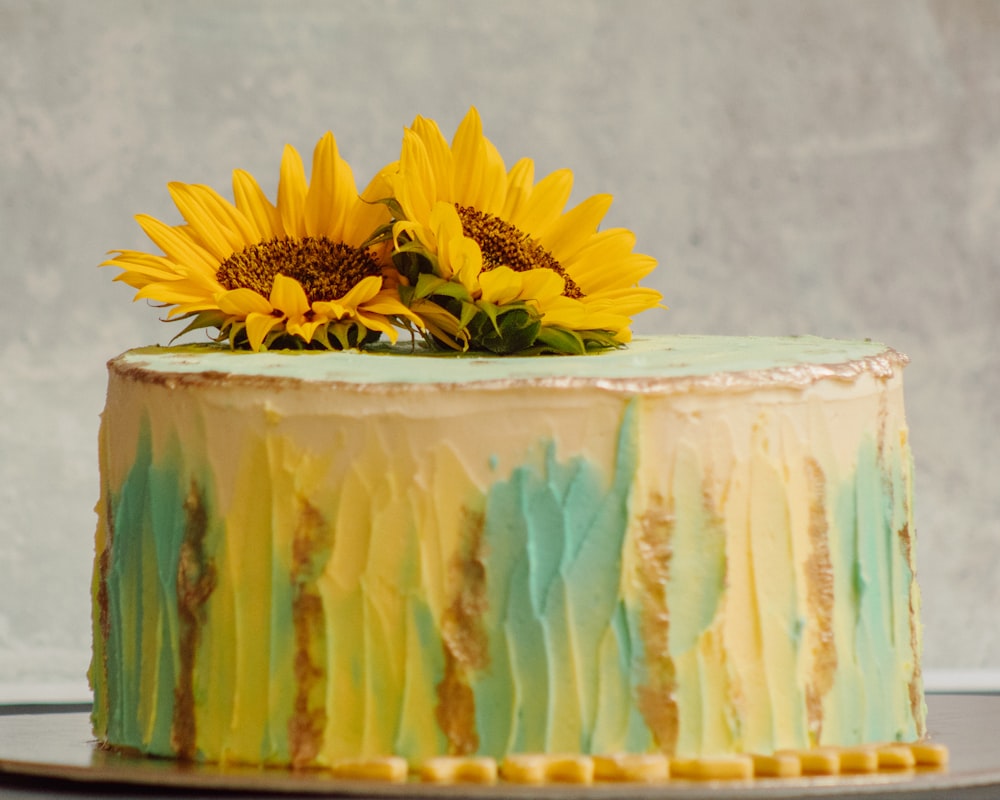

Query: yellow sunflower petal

[500,157,534,221]
[333,274,383,309]
[394,129,437,225]
[167,183,235,261]
[165,300,227,318]
[451,107,487,210]
[478,266,524,306]
[134,282,213,306]
[582,286,664,315]
[217,287,273,316]
[170,185,258,271]
[392,219,435,254]
[286,315,326,344]
[343,168,393,247]
[540,193,613,264]
[507,168,573,236]
[112,269,172,290]
[305,131,358,240]
[312,300,348,319]
[233,168,282,240]
[135,214,218,278]
[269,274,311,317]
[534,296,587,328]
[189,183,258,249]
[446,235,483,293]
[110,247,222,293]
[104,252,184,284]
[352,310,400,341]
[245,311,283,352]
[277,143,308,238]
[517,268,566,303]
[563,228,642,289]
[569,253,658,294]
[479,136,508,216]
[360,293,423,324]
[411,116,453,202]
[304,132,336,238]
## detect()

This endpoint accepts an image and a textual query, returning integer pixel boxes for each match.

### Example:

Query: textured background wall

[1,0,997,696]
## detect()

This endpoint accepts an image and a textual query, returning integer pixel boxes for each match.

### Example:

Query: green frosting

[116,335,901,386]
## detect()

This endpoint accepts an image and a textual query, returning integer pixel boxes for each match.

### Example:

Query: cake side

[90,335,923,765]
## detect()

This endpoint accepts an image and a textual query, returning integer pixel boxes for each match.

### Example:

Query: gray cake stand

[0,694,997,799]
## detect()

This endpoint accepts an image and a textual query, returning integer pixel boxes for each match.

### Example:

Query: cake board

[1,694,996,799]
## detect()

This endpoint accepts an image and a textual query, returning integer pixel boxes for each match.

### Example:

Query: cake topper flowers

[378,107,662,354]
[105,109,661,355]
[104,133,417,351]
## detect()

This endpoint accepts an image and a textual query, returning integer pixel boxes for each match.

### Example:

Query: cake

[91,107,939,780]
[90,335,926,769]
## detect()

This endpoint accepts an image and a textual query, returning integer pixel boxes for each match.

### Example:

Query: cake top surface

[112,335,905,391]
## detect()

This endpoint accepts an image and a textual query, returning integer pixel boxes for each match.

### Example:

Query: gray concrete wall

[1,0,997,692]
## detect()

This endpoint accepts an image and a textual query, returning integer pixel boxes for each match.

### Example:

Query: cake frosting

[90,334,925,768]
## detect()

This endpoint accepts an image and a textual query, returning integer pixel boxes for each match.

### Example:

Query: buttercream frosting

[90,334,924,766]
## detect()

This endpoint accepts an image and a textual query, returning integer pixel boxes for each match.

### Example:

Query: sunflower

[105,133,418,351]
[383,107,662,354]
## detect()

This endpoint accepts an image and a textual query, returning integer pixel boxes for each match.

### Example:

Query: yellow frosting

[90,335,925,766]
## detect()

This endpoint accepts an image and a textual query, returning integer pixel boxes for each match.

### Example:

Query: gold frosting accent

[289,500,329,768]
[803,457,837,743]
[435,509,490,755]
[92,477,114,728]
[898,520,925,734]
[172,481,216,760]
[634,493,679,753]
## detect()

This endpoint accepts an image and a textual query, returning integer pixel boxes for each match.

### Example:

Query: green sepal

[413,272,472,302]
[457,300,480,329]
[167,310,228,345]
[465,304,542,355]
[359,221,395,249]
[534,326,587,355]
[391,240,438,287]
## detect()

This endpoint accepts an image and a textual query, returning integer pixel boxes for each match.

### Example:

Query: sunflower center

[216,237,382,303]
[455,205,583,299]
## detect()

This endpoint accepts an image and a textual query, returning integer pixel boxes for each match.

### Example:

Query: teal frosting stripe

[105,423,150,747]
[474,400,639,755]
[828,459,864,742]
[853,437,896,741]
[105,417,189,754]
[831,434,918,744]
[144,436,190,755]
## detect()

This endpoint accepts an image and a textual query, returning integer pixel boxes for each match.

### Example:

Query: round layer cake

[90,335,925,767]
